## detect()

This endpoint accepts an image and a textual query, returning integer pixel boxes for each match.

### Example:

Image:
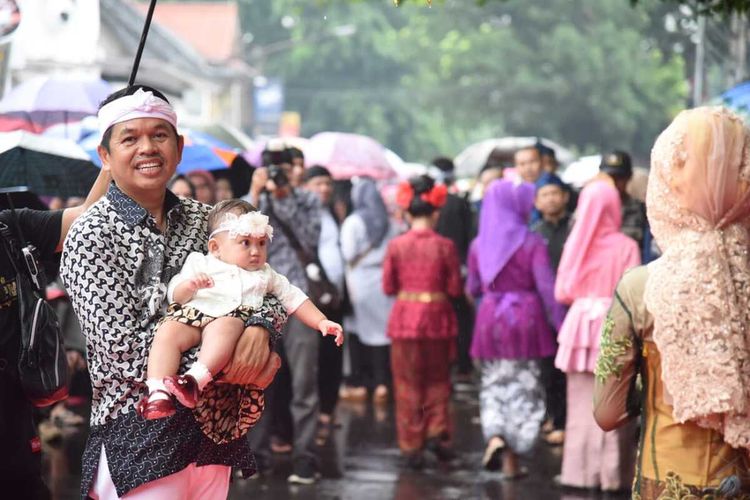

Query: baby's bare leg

[197,317,246,376]
[148,321,202,379]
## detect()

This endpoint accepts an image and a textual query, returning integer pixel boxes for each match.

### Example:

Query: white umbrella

[454,137,576,179]
[560,155,601,189]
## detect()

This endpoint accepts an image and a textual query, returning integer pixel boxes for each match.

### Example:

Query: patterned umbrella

[304,132,396,180]
[0,76,113,134]
[0,131,99,197]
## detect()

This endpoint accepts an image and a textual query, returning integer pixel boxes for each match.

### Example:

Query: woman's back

[383,228,461,341]
[468,232,563,360]
[595,265,750,497]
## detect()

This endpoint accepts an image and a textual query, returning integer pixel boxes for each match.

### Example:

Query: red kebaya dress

[382,228,462,452]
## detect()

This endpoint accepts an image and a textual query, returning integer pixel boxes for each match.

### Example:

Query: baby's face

[210,233,268,271]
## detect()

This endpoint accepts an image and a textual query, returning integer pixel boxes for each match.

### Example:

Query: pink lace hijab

[645,106,750,450]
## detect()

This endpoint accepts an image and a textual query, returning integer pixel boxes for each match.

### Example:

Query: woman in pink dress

[383,175,462,469]
[554,178,640,491]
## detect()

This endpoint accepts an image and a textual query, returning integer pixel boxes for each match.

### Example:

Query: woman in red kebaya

[383,175,462,469]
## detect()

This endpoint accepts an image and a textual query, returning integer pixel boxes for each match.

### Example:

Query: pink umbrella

[304,132,396,180]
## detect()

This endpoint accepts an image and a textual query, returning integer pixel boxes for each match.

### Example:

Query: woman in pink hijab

[554,178,640,491]
[593,107,750,499]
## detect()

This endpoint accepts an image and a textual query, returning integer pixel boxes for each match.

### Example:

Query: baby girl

[137,199,344,419]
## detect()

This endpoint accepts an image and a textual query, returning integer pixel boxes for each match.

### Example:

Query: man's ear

[176,134,184,164]
[534,195,543,211]
[97,144,110,170]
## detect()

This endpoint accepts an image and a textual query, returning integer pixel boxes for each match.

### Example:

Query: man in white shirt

[302,166,346,431]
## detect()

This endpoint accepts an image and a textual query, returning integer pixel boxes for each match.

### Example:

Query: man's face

[98,118,183,198]
[535,184,568,218]
[541,154,557,173]
[479,167,503,190]
[188,174,215,205]
[304,175,333,206]
[215,178,234,202]
[515,148,542,183]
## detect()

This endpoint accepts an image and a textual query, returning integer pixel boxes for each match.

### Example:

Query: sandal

[501,466,529,481]
[544,429,565,445]
[482,437,506,471]
[373,385,389,404]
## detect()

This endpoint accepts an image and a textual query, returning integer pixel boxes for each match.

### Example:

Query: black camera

[267,164,289,188]
[262,148,293,189]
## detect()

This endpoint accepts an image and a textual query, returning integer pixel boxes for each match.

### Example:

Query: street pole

[729,12,747,87]
[693,15,706,106]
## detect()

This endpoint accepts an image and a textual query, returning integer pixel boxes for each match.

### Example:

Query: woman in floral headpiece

[468,178,566,478]
[382,174,462,469]
[594,107,750,499]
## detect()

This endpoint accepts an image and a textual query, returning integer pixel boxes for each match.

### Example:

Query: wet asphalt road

[42,386,631,500]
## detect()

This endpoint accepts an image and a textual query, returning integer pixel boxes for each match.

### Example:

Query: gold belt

[397,291,448,303]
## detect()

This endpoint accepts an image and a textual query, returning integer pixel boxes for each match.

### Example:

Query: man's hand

[249,167,271,206]
[66,350,86,372]
[218,326,280,388]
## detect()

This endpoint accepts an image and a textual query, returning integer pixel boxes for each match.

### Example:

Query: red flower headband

[396,181,448,210]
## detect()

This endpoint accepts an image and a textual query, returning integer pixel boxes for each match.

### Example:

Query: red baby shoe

[164,374,199,409]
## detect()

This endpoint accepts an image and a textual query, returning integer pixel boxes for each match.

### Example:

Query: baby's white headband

[209,212,274,241]
[97,88,177,142]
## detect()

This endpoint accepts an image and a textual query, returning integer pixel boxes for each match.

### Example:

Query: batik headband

[209,211,274,241]
[97,88,177,141]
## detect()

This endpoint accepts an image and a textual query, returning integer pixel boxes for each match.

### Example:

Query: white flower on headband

[209,211,274,241]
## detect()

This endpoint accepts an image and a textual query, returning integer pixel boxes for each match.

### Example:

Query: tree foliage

[402,0,750,16]
[239,0,689,162]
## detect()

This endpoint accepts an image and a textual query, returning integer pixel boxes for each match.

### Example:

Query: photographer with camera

[244,143,324,484]
[0,169,110,498]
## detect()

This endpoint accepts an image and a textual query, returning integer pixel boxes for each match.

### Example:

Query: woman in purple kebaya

[467,179,565,479]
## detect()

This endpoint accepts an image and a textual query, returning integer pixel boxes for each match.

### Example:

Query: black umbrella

[0,187,47,211]
[0,131,99,198]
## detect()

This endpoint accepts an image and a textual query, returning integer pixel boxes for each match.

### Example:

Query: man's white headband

[209,212,274,241]
[97,88,177,142]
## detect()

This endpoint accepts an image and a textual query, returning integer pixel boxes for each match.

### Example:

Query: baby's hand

[189,273,214,291]
[318,319,344,347]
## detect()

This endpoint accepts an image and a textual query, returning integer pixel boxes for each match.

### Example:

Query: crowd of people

[4,83,750,500]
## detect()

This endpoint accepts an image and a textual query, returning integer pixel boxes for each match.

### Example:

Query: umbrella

[0,131,99,198]
[560,155,601,189]
[242,137,310,167]
[0,187,48,211]
[42,115,99,142]
[304,132,396,180]
[181,121,256,151]
[0,76,113,134]
[454,137,576,179]
[720,81,750,118]
[80,128,242,174]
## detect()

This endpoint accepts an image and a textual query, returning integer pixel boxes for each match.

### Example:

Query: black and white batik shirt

[61,184,286,498]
